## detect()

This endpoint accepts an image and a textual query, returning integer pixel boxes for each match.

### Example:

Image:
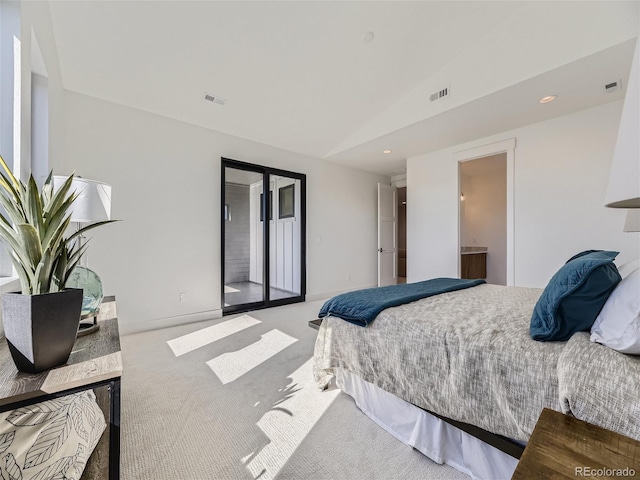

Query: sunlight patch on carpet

[224,285,240,293]
[207,329,297,384]
[243,357,339,480]
[167,314,261,357]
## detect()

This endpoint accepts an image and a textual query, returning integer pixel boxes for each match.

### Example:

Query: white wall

[460,166,507,285]
[55,91,387,334]
[407,100,640,288]
[20,1,65,177]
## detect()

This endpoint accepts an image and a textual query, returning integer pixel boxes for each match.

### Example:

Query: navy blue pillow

[530,250,621,342]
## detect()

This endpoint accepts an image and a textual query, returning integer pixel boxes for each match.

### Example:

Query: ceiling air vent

[204,92,226,105]
[430,86,450,102]
[605,80,622,94]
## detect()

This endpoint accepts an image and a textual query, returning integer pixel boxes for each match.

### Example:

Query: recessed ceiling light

[539,95,557,104]
[363,31,375,44]
[383,149,392,154]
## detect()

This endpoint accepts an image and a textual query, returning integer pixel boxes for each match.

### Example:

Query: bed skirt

[335,368,520,480]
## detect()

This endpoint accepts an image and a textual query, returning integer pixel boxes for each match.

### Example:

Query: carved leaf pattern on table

[6,400,68,427]
[4,454,22,480]
[23,414,71,469]
[30,444,83,480]
[0,433,15,455]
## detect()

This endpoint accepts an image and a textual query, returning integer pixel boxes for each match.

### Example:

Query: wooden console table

[0,296,122,480]
[512,408,640,479]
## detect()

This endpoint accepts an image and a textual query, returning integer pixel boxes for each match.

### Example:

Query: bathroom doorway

[459,154,507,285]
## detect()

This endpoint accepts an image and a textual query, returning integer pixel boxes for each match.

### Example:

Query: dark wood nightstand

[0,296,122,480]
[512,408,640,479]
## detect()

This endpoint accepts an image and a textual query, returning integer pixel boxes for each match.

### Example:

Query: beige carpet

[120,300,469,480]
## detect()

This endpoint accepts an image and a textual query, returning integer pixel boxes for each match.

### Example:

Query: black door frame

[221,158,306,315]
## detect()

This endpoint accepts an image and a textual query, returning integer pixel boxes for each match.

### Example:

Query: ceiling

[47,1,639,175]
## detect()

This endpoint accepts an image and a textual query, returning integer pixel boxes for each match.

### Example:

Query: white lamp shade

[605,37,640,208]
[52,176,112,223]
[624,209,640,232]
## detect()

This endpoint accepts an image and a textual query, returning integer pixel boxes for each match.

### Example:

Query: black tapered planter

[2,288,83,373]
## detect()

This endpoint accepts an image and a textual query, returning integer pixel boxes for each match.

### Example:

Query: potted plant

[0,155,113,373]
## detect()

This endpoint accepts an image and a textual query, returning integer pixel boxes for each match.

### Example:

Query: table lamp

[604,38,639,210]
[53,176,112,335]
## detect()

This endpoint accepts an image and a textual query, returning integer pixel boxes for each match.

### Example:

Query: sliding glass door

[222,159,305,314]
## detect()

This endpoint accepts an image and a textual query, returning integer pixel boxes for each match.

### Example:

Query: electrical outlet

[179,292,186,303]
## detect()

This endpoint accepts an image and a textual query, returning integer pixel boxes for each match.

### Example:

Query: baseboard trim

[306,284,377,302]
[120,309,223,336]
[121,284,377,335]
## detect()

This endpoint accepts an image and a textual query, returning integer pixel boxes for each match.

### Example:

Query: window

[278,184,294,219]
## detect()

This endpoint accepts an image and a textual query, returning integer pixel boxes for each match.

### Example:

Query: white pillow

[591,268,640,354]
[0,390,106,480]
[617,259,640,279]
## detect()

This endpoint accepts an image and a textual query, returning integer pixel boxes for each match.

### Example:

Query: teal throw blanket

[318,278,485,327]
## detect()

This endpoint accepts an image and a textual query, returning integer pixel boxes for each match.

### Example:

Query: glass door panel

[223,159,305,315]
[223,166,264,308]
[268,174,302,301]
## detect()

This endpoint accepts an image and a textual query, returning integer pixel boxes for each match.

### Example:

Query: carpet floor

[120,300,470,480]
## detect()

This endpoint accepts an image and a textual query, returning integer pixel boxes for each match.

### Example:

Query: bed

[313,255,640,479]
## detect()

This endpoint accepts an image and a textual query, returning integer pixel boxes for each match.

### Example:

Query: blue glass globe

[65,266,104,315]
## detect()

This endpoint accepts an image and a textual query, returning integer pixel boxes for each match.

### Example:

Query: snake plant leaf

[17,224,43,269]
[42,215,72,255]
[8,248,36,292]
[66,240,89,270]
[26,176,45,240]
[0,175,23,211]
[9,254,32,295]
[43,194,76,233]
[0,156,115,295]
[41,171,54,207]
[68,220,118,243]
[0,208,16,228]
[0,188,27,226]
[0,221,32,270]
[51,245,69,293]
[0,154,20,191]
[34,248,55,295]
[0,213,11,228]
[63,246,89,287]
[44,174,75,217]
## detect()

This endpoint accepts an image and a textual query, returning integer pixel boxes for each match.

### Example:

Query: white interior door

[378,183,397,286]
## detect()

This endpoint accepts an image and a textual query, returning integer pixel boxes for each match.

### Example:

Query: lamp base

[77,309,100,337]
